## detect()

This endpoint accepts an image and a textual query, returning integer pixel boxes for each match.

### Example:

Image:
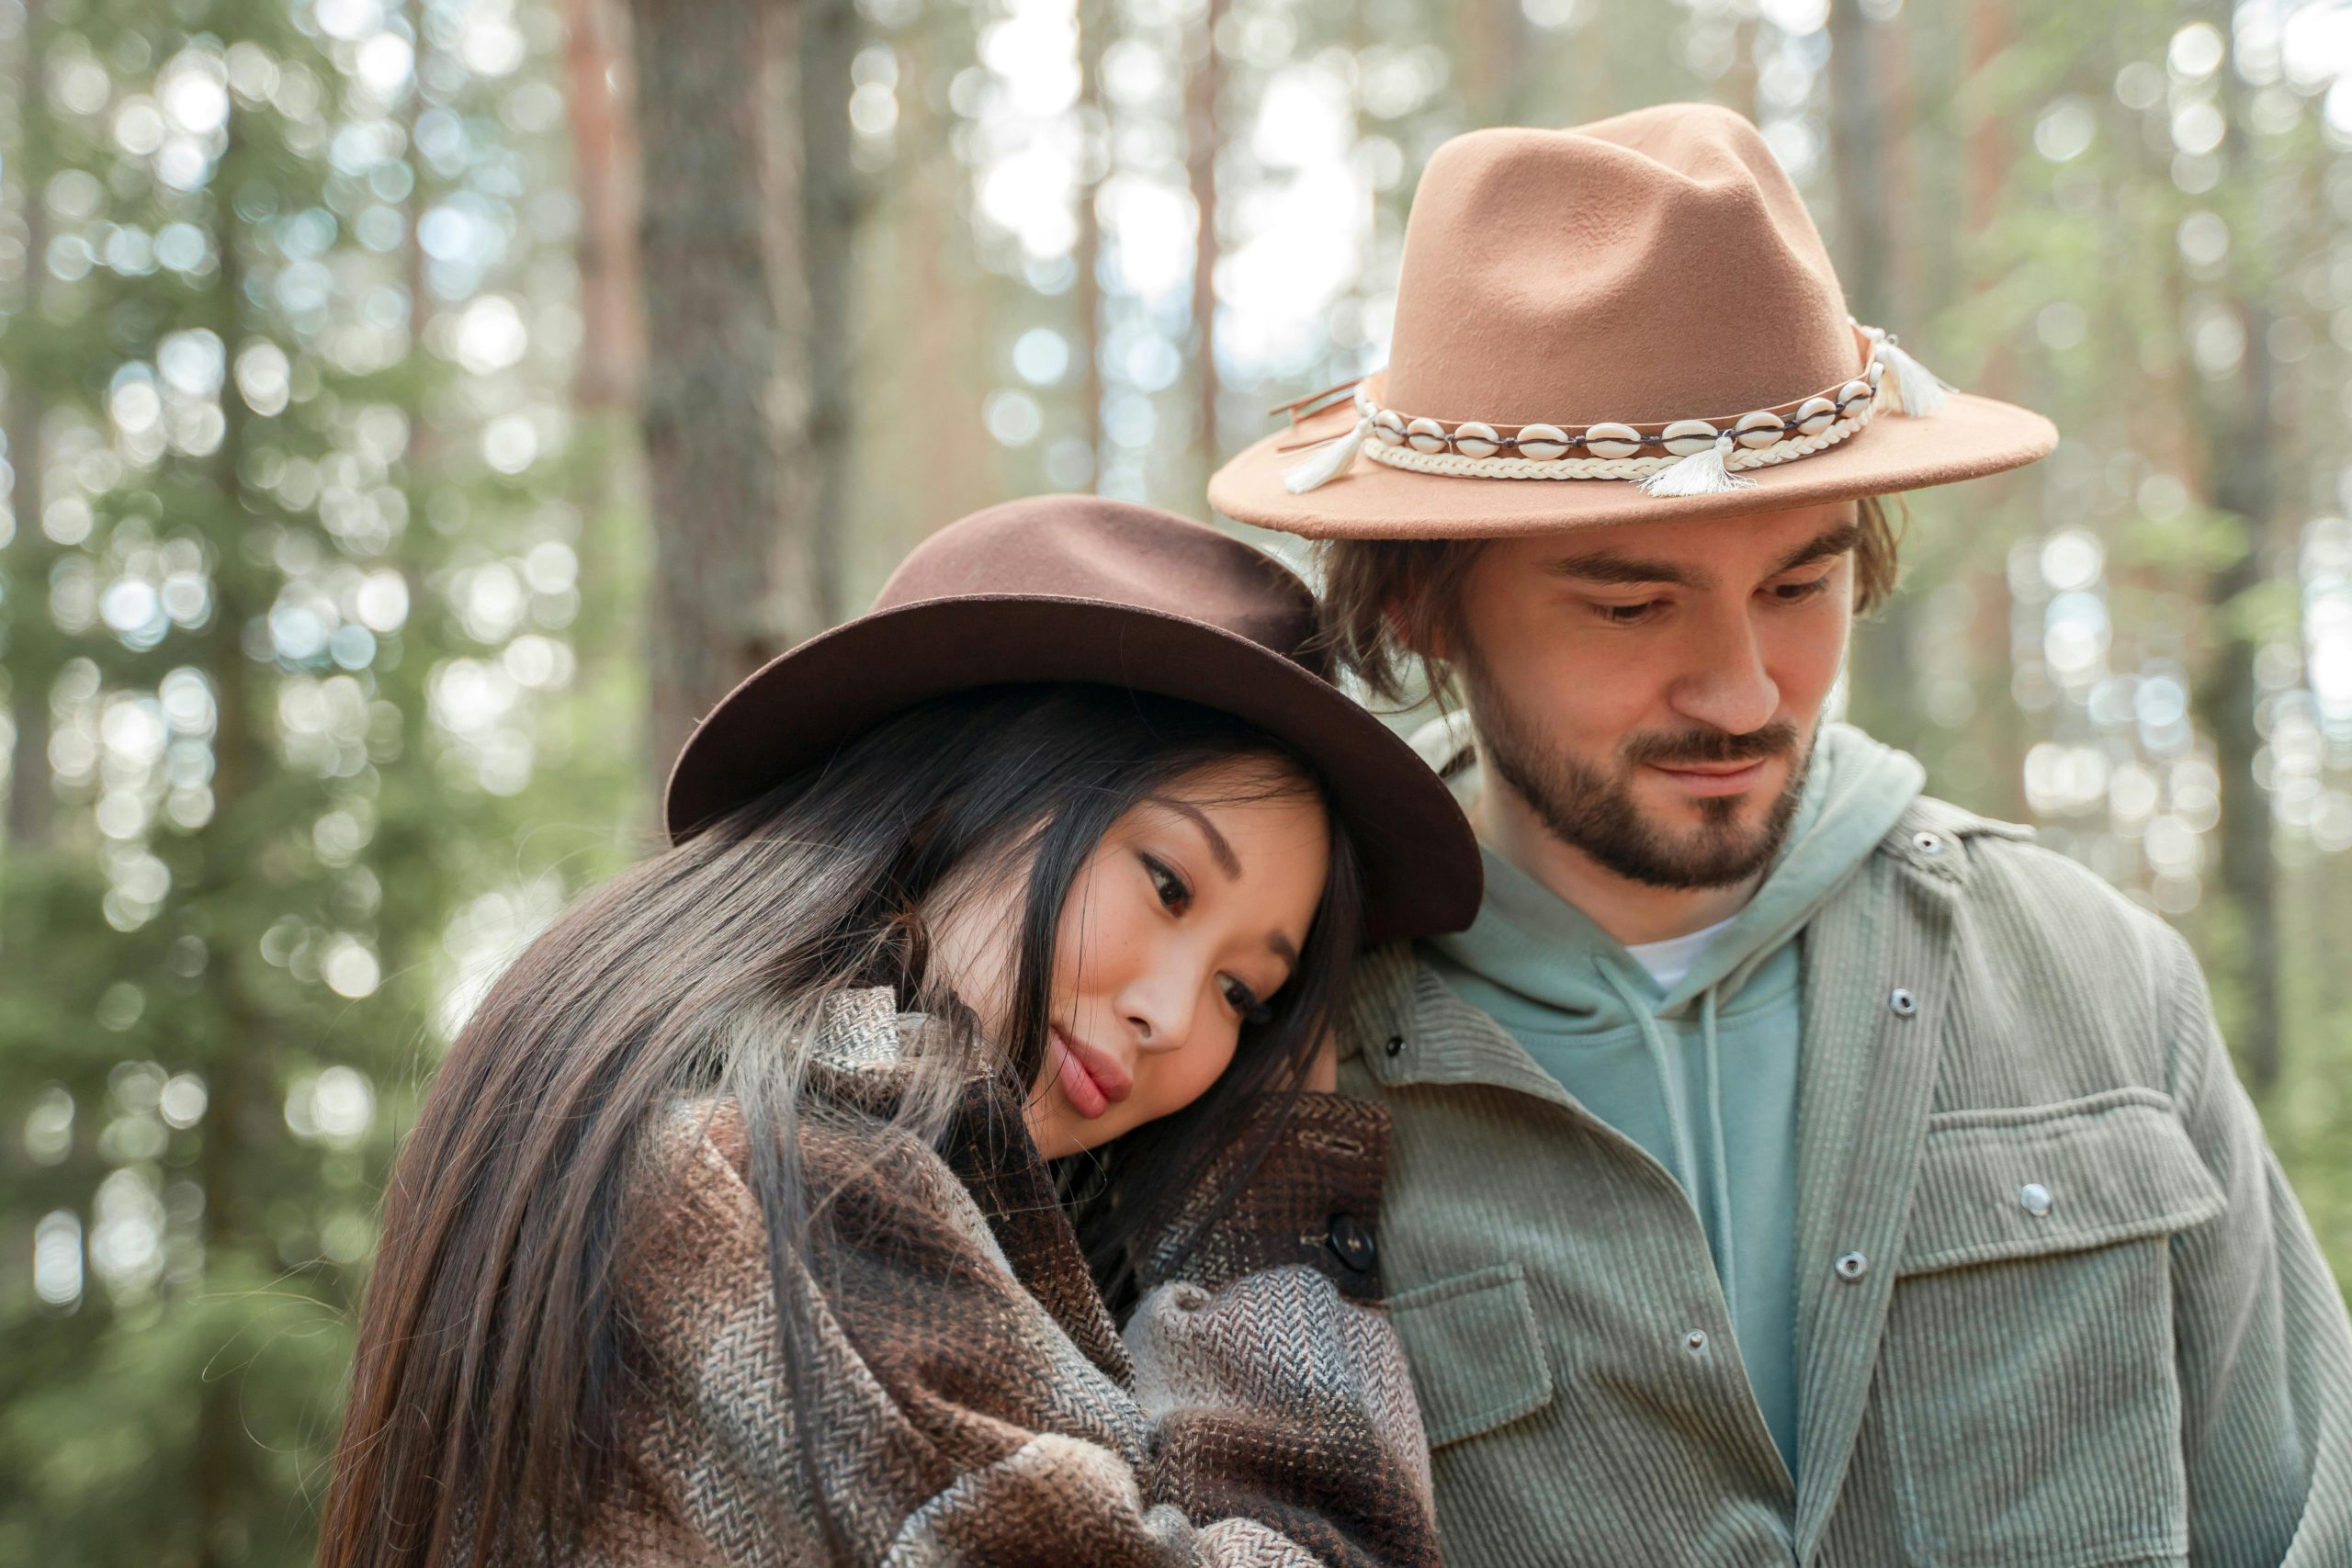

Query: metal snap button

[1912,830,1945,856]
[1384,1033,1405,1057]
[2020,1182,2053,1218]
[1835,1251,1870,1281]
[1684,1329,1709,1353]
[1326,1213,1376,1273]
[1889,987,1918,1017]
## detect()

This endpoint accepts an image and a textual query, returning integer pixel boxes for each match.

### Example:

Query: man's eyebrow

[1770,520,1864,577]
[1158,799,1242,880]
[1544,551,1709,590]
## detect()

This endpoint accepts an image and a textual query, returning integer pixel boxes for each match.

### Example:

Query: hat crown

[1385,105,1856,426]
[874,496,1323,673]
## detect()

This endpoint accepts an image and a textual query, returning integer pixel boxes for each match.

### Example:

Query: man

[1209,105,2352,1567]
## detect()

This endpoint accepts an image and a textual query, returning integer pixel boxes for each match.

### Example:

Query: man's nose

[1666,603,1781,736]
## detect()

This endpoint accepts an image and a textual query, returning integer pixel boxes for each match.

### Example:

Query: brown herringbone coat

[581,989,1439,1566]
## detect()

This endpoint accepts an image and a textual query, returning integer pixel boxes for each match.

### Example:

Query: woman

[321,497,1481,1567]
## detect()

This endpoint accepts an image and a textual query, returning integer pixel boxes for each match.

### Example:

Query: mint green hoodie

[1421,719,1924,1474]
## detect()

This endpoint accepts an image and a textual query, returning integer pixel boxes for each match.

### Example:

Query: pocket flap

[1901,1087,2225,1276]
[1387,1261,1554,1449]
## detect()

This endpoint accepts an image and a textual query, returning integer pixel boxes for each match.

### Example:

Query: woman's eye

[1221,976,1272,1025]
[1142,854,1191,913]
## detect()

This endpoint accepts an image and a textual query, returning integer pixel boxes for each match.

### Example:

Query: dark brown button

[1326,1213,1376,1273]
[1385,1033,1405,1056]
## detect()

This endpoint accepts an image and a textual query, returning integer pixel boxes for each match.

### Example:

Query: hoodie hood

[1422,716,1925,1021]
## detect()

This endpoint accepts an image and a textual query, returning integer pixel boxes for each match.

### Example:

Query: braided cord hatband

[1274,322,1954,497]
[1360,400,1875,479]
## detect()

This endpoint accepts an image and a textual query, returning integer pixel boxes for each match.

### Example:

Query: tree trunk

[1074,0,1109,481]
[2196,52,2282,1091]
[192,99,274,1568]
[798,0,861,617]
[5,333,51,855]
[2199,303,2280,1090]
[1185,0,1225,479]
[1826,0,1917,750]
[560,0,644,409]
[6,0,51,853]
[1460,0,1528,127]
[630,0,828,777]
[1826,0,1886,324]
[1722,17,1761,124]
[893,30,992,556]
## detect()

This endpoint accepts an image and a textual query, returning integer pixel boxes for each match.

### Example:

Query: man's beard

[1466,673,1815,892]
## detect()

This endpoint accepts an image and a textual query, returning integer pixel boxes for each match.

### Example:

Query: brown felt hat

[662,495,1481,942]
[1210,104,2057,537]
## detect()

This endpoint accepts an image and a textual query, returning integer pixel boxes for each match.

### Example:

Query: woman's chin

[1027,1101,1117,1160]
[1024,1100,1079,1160]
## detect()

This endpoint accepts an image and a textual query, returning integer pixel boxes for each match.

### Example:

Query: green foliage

[0,0,642,1561]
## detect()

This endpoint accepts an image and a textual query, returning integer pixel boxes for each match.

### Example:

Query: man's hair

[1317,492,1906,704]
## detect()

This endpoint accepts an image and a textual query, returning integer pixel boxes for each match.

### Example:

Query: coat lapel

[1792,846,1955,1560]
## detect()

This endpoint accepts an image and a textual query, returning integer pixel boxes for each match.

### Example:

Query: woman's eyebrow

[1156,798,1242,879]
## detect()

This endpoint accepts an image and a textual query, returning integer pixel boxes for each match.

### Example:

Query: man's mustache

[1622,722,1802,769]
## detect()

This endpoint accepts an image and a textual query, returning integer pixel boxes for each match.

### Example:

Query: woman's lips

[1048,1026,1132,1121]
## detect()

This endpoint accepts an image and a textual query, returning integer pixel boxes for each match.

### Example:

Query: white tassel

[1864,327,1952,416]
[1282,417,1371,493]
[1635,434,1755,498]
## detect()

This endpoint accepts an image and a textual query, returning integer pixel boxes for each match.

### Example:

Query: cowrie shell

[1793,396,1838,436]
[1734,410,1786,448]
[1838,378,1873,411]
[1583,422,1643,459]
[1660,419,1720,457]
[1372,409,1408,446]
[1514,423,1571,460]
[1406,416,1449,455]
[1451,421,1502,458]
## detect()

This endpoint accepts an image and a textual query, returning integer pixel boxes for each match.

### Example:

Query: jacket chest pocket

[1387,1262,1555,1450]
[1879,1089,2224,1568]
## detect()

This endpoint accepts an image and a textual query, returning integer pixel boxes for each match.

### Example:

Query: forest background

[6,0,2352,1562]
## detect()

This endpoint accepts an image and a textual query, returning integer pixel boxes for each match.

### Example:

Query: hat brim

[662,595,1480,943]
[1209,382,2057,537]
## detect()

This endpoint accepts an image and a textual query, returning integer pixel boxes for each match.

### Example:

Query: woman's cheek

[1173,1031,1241,1114]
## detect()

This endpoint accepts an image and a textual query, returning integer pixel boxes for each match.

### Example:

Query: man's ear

[1385,600,1454,661]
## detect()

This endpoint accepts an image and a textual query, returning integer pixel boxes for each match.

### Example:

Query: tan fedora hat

[1209,104,2057,538]
[663,496,1481,942]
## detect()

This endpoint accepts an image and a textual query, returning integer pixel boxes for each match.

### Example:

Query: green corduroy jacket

[1335,794,2352,1568]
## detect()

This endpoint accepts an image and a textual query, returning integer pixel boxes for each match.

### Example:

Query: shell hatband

[1278,322,1954,497]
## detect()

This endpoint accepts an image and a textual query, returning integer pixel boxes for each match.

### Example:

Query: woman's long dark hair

[320,684,1364,1568]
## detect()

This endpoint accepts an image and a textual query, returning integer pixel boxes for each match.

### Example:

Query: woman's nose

[1122,974,1198,1054]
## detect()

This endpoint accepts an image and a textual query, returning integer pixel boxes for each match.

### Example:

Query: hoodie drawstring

[1598,963,1701,1213]
[1700,986,1737,1313]
[1600,961,1739,1317]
